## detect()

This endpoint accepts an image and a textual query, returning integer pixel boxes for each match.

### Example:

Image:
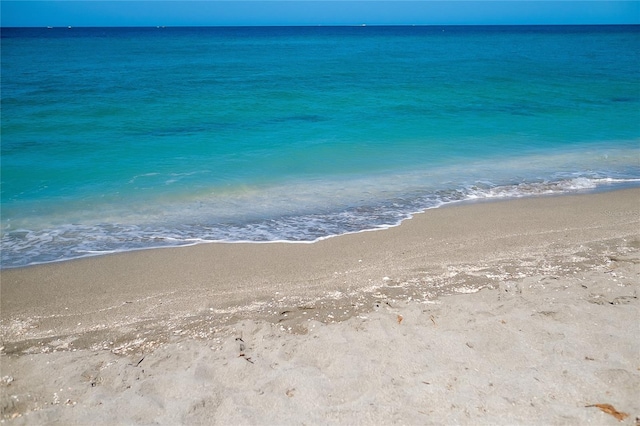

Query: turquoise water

[2,25,639,268]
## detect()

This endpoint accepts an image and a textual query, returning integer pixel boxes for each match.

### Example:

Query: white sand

[1,189,639,425]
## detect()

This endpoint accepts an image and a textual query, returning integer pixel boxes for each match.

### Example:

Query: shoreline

[2,183,638,273]
[1,188,639,424]
[3,180,639,271]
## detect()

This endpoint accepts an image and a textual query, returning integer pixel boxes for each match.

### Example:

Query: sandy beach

[1,188,639,425]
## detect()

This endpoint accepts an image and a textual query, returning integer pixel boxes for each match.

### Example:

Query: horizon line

[3,23,639,29]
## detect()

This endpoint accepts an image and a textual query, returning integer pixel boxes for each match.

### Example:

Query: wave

[2,176,638,269]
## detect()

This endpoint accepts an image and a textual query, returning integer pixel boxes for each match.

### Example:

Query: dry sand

[1,188,639,425]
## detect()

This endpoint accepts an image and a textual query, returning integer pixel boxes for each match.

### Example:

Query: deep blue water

[2,25,639,268]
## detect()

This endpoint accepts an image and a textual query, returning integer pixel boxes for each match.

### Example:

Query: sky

[1,1,639,27]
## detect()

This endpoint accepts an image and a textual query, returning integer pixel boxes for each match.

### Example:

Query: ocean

[1,25,639,268]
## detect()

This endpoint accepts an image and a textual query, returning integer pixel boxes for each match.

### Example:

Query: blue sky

[1,1,639,27]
